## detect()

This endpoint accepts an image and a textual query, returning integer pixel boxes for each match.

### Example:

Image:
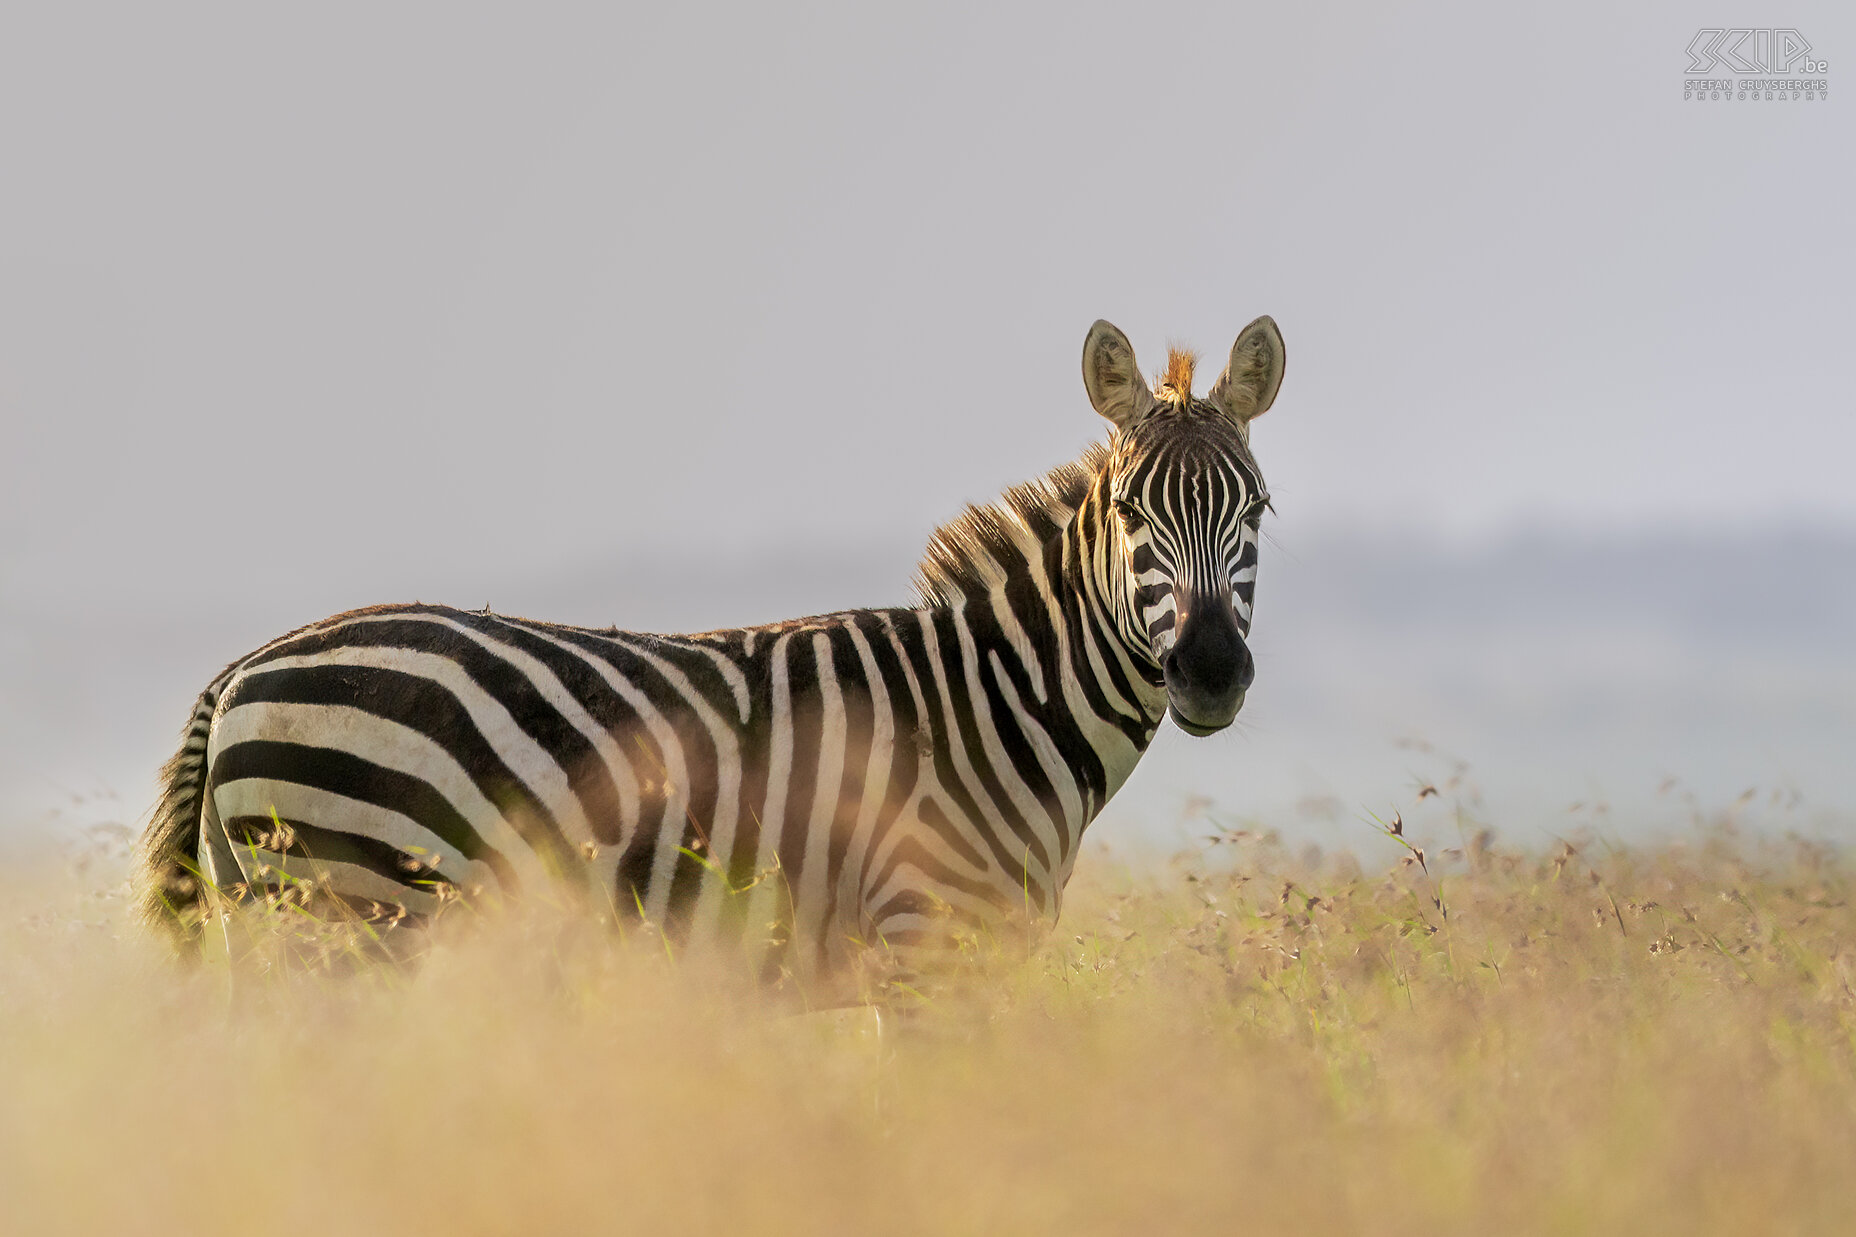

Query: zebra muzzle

[1161,601,1253,736]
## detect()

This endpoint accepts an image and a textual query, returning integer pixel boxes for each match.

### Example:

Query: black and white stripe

[136,316,1287,986]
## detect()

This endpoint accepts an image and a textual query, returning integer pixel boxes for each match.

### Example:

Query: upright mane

[912,442,1111,607]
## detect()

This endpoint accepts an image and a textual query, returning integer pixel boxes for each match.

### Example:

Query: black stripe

[242,615,579,863]
[818,626,876,972]
[852,614,923,902]
[536,624,731,929]
[891,615,1028,881]
[776,632,823,910]
[210,739,518,890]
[918,798,987,872]
[1003,559,1109,804]
[870,837,1016,923]
[960,604,1067,886]
[222,813,430,890]
[717,636,776,940]
[228,663,563,860]
[453,615,640,844]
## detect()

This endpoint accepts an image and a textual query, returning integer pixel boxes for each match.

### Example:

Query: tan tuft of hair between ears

[1155,347,1197,402]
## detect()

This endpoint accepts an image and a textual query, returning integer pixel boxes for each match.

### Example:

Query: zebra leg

[858,890,991,1006]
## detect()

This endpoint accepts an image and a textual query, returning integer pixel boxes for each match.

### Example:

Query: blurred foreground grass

[3,816,1853,1236]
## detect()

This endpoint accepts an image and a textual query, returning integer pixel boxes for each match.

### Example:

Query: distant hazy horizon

[7,521,1852,856]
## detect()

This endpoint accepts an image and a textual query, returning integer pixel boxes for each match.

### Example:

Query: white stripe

[988,647,1085,845]
[791,631,847,981]
[219,843,443,915]
[241,641,596,848]
[211,697,545,887]
[743,632,797,966]
[832,621,897,951]
[599,633,744,928]
[953,612,1060,878]
[211,777,497,897]
[915,609,1024,870]
[671,639,752,725]
[336,613,623,849]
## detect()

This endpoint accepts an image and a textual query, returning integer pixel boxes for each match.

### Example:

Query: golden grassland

[3,808,1854,1237]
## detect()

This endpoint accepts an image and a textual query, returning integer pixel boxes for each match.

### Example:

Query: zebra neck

[1044,515,1170,809]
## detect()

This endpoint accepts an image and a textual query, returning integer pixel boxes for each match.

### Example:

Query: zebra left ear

[1082,320,1158,432]
[1208,316,1286,426]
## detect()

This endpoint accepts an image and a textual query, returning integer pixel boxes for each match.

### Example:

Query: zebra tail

[133,683,222,947]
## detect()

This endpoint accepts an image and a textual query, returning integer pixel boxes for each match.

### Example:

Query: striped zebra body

[137,316,1287,988]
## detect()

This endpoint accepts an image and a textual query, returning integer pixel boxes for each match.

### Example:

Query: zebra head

[1081,316,1286,736]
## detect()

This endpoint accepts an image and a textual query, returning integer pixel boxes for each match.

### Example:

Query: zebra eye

[1112,499,1145,530]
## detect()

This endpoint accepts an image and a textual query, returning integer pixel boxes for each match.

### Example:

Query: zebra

[135,315,1287,991]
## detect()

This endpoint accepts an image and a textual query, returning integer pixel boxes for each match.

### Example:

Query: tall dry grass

[2,808,1853,1236]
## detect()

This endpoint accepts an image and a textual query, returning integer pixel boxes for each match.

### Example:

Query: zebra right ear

[1082,320,1157,432]
[1208,315,1286,426]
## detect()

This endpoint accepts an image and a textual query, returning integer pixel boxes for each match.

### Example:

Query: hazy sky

[1,2,1850,836]
[3,2,1850,614]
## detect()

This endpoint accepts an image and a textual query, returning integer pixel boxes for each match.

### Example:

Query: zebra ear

[1082,320,1157,432]
[1208,315,1286,425]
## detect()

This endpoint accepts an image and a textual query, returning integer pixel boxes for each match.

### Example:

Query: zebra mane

[1157,346,1198,403]
[912,442,1111,607]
